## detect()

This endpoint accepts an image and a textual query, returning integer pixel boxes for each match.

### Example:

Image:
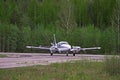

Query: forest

[0,0,119,54]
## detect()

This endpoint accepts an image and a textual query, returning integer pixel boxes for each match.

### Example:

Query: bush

[16,27,32,52]
[0,23,19,52]
[100,27,118,54]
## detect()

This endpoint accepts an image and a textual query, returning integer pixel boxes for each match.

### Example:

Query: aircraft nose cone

[63,45,71,49]
[68,45,71,49]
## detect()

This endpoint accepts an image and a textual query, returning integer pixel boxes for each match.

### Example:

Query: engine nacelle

[71,46,81,53]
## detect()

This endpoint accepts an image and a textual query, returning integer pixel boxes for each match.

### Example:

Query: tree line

[0,0,119,54]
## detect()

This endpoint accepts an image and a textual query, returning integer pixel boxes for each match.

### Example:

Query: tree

[111,0,120,53]
[74,0,91,27]
[0,23,19,52]
[57,0,77,34]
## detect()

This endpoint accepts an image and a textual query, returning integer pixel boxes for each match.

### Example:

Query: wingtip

[97,47,101,49]
[26,46,32,48]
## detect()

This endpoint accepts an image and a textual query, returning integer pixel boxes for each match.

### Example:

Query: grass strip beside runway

[0,61,119,80]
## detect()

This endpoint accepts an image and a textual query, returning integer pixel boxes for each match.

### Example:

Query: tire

[66,53,68,56]
[50,53,53,56]
[73,53,75,56]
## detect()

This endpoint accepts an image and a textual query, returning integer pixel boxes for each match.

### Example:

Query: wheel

[50,53,53,56]
[66,52,68,56]
[66,53,68,56]
[73,53,75,56]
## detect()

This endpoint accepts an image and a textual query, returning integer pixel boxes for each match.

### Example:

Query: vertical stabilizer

[53,34,57,46]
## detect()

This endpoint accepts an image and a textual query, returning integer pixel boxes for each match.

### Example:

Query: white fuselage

[52,41,71,53]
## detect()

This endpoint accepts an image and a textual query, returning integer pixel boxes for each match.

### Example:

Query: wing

[26,46,50,50]
[71,46,101,53]
[81,47,101,51]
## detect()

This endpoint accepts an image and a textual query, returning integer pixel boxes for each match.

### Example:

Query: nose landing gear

[50,53,53,56]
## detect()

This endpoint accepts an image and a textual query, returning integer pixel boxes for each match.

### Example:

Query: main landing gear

[73,53,75,56]
[50,53,53,56]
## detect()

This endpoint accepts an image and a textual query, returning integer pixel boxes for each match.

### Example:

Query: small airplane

[26,34,101,56]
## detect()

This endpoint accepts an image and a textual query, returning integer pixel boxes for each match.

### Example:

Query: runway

[0,53,110,68]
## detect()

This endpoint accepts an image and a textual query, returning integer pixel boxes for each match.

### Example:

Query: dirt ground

[0,52,107,68]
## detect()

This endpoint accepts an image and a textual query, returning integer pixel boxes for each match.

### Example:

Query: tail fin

[52,34,57,46]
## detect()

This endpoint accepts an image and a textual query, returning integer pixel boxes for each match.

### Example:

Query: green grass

[0,54,7,58]
[0,61,119,80]
[104,56,120,75]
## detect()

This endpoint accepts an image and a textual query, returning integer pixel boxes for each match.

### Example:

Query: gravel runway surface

[0,53,109,68]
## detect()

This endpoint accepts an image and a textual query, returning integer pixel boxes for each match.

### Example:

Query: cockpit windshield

[58,41,69,45]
